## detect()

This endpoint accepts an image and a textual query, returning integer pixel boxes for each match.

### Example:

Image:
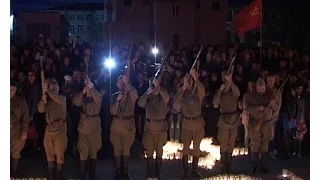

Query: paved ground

[15,140,310,180]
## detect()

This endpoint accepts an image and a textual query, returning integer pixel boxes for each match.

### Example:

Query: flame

[144,137,248,169]
[200,174,258,180]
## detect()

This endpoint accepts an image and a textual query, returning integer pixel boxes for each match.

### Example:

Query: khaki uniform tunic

[173,80,205,157]
[110,85,138,156]
[73,88,102,160]
[138,88,170,158]
[213,82,240,153]
[38,90,67,163]
[243,91,277,152]
[11,95,29,159]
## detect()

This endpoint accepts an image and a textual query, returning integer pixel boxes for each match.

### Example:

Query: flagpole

[260,0,263,68]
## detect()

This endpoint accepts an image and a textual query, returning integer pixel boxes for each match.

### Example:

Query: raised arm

[127,85,139,102]
[37,99,46,113]
[46,90,66,105]
[243,93,261,113]
[159,88,170,104]
[213,90,222,108]
[90,87,102,105]
[110,93,120,116]
[73,92,83,107]
[173,88,185,105]
[138,91,149,108]
[194,80,205,101]
[230,82,240,97]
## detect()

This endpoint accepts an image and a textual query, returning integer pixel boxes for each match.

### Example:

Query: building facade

[45,3,106,45]
[106,0,227,46]
[14,12,69,45]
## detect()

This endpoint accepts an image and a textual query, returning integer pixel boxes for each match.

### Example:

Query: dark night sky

[11,0,248,11]
[10,0,104,12]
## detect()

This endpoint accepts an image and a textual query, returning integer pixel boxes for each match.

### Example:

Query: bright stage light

[152,47,159,55]
[105,58,115,69]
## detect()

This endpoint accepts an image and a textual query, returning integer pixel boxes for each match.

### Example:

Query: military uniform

[213,82,240,174]
[138,87,170,179]
[11,95,29,177]
[38,89,67,180]
[266,86,282,157]
[173,79,205,178]
[243,88,277,174]
[73,87,102,180]
[110,85,138,179]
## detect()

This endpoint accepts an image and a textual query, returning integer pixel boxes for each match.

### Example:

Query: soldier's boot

[182,155,189,179]
[47,161,55,180]
[154,157,162,179]
[220,152,227,174]
[89,159,97,180]
[56,163,63,180]
[226,152,233,174]
[80,160,87,180]
[251,153,260,174]
[146,157,154,179]
[122,156,132,180]
[191,157,202,179]
[114,156,123,180]
[259,152,270,174]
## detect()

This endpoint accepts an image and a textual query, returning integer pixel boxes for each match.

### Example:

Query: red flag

[232,0,262,37]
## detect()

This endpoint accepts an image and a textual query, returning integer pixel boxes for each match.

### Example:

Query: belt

[220,111,238,115]
[183,115,202,120]
[114,116,134,120]
[146,118,165,123]
[81,113,99,119]
[47,120,65,126]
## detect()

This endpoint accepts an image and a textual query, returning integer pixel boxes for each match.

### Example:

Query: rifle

[124,42,134,82]
[186,46,204,93]
[189,46,204,75]
[154,47,172,79]
[119,42,134,94]
[227,53,237,74]
[254,74,290,131]
[40,59,50,127]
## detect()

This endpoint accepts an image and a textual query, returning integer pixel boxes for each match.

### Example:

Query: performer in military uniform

[173,69,205,179]
[213,70,240,174]
[10,80,29,178]
[266,74,283,159]
[73,77,102,180]
[110,75,138,180]
[37,77,67,180]
[243,78,277,174]
[138,77,170,179]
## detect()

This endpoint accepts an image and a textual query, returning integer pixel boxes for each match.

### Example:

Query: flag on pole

[232,0,262,37]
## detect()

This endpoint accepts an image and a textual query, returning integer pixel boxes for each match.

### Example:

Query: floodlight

[105,58,115,69]
[152,48,159,55]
